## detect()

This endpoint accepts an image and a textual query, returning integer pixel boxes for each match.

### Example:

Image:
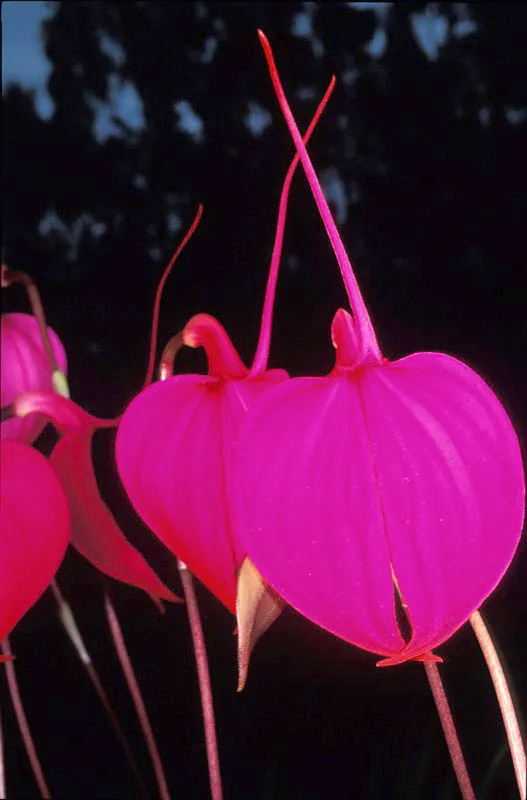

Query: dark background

[2,3,526,798]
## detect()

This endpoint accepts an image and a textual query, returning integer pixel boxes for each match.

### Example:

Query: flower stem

[0,698,6,800]
[158,354,223,799]
[470,610,526,800]
[423,661,476,800]
[49,581,149,798]
[103,591,170,800]
[0,639,51,799]
[178,561,223,800]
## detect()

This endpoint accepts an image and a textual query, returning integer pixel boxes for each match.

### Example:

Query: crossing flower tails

[116,80,335,628]
[231,32,525,666]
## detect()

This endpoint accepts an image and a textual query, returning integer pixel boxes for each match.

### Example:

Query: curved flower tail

[257,30,382,365]
[143,205,204,389]
[250,75,336,375]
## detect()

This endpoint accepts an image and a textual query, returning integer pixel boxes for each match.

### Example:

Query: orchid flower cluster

[1,32,525,800]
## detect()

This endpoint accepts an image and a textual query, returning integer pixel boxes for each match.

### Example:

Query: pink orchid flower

[2,219,207,606]
[0,440,70,644]
[231,32,525,667]
[1,312,67,444]
[115,80,336,636]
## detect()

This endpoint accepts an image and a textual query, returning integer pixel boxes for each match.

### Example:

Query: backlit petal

[117,369,287,612]
[359,351,525,659]
[0,440,70,640]
[233,375,406,657]
[50,429,178,602]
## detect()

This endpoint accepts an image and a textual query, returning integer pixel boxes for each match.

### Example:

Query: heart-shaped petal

[0,440,70,640]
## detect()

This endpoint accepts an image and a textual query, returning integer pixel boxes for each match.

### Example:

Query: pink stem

[178,561,223,800]
[158,353,223,799]
[103,592,170,800]
[49,581,148,798]
[470,611,526,799]
[0,639,51,799]
[250,76,336,375]
[0,698,5,799]
[424,661,476,800]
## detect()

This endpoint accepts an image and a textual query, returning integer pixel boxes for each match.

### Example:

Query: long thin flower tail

[49,581,149,798]
[424,662,476,800]
[142,205,204,389]
[104,591,170,800]
[0,639,51,799]
[257,30,382,365]
[250,75,335,375]
[470,611,526,799]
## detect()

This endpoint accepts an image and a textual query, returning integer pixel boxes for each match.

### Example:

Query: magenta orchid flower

[230,32,525,667]
[0,439,70,643]
[1,220,207,607]
[115,79,336,651]
[1,312,67,444]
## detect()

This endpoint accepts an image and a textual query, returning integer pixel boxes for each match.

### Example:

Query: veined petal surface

[0,440,70,640]
[116,369,287,612]
[360,351,524,659]
[233,353,524,660]
[233,374,406,656]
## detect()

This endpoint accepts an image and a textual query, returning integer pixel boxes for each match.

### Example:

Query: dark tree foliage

[2,5,526,798]
[4,2,526,411]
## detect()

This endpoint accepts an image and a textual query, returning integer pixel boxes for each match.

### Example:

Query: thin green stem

[470,611,526,800]
[424,661,476,800]
[0,639,50,799]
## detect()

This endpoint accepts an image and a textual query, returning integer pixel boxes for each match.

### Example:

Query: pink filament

[250,76,336,375]
[257,30,382,364]
[143,206,204,389]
